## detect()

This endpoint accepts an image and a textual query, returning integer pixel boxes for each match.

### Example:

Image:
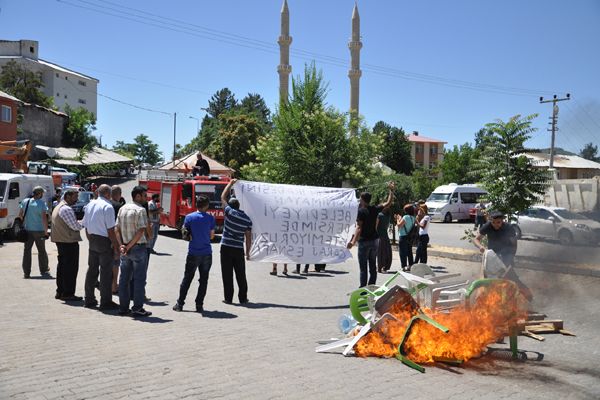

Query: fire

[354,280,528,363]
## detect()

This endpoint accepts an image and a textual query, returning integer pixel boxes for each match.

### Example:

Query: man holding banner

[220,179,253,305]
[347,182,395,288]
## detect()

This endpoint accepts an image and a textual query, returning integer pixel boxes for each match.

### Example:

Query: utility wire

[56,0,559,97]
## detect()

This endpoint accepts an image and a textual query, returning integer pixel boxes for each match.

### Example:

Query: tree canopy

[62,105,98,148]
[579,142,600,162]
[373,121,413,175]
[242,63,379,187]
[0,60,54,108]
[472,114,550,219]
[113,134,162,166]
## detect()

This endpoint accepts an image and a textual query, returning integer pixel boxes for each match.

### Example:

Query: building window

[415,144,424,154]
[56,93,60,97]
[64,94,68,99]
[65,76,68,80]
[30,46,34,53]
[78,80,87,86]
[1,105,12,123]
[55,73,59,78]
[78,99,87,105]
[430,145,438,155]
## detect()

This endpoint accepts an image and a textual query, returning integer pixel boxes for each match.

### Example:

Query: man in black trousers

[51,188,84,301]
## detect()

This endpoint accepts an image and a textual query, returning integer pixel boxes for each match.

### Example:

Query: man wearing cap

[19,186,50,279]
[473,210,532,300]
[82,184,120,310]
[51,188,84,301]
[219,179,252,305]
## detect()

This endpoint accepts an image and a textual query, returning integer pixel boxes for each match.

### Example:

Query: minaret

[348,2,362,120]
[278,0,292,103]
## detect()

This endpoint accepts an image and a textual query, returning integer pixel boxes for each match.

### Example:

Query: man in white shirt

[82,184,120,310]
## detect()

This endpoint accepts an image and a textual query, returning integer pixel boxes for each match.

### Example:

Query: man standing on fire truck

[220,179,252,305]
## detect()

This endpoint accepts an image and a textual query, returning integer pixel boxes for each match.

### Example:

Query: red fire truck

[139,170,231,233]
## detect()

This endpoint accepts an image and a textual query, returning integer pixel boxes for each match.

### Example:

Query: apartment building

[0,40,98,116]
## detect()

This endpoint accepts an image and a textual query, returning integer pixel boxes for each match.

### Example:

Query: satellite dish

[46,148,57,158]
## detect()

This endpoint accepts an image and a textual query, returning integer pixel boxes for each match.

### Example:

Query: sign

[234,181,358,264]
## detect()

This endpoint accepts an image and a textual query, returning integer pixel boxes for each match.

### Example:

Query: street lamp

[189,116,200,134]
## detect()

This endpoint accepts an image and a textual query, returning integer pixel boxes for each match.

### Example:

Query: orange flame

[355,281,528,363]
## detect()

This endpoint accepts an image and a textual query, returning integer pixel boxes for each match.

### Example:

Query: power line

[572,99,600,132]
[56,0,559,97]
[63,76,172,116]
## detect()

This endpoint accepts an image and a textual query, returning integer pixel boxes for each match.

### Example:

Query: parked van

[0,173,54,238]
[426,184,488,223]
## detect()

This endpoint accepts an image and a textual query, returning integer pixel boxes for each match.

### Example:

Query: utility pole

[540,94,570,171]
[172,112,177,162]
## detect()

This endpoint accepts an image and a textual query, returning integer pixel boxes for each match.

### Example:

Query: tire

[11,219,23,239]
[558,230,573,245]
[443,212,452,223]
[513,225,522,240]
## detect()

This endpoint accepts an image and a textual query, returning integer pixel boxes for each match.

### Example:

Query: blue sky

[1,0,599,160]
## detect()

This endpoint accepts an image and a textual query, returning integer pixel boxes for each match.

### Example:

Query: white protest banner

[233,180,358,264]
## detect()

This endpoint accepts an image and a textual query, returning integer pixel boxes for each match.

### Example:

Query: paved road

[428,221,600,266]
[1,225,598,399]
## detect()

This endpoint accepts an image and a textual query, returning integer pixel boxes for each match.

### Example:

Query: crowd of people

[15,178,530,316]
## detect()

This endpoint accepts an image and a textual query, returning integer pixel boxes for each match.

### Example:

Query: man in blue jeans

[347,181,395,287]
[115,185,152,317]
[173,195,215,313]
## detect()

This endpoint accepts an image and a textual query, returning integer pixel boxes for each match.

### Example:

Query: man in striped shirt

[220,179,252,305]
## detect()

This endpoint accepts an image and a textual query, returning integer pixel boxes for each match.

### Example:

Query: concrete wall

[544,177,600,212]
[17,104,67,152]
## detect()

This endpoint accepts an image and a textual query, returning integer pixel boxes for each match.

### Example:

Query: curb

[428,247,600,279]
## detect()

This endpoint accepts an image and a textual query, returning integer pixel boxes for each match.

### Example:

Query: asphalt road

[1,224,599,399]
[428,221,600,266]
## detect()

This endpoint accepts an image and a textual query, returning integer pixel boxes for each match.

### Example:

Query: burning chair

[317,269,530,372]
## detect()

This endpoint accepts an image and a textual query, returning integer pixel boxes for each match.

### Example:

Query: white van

[426,184,488,223]
[0,173,54,238]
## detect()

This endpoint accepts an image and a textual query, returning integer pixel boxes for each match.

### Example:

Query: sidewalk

[426,244,600,278]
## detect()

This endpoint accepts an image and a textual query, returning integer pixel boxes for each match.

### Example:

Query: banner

[234,180,358,264]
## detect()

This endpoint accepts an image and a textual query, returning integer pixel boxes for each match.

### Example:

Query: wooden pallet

[517,317,575,341]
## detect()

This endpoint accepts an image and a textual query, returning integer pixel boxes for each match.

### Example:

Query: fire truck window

[182,184,192,201]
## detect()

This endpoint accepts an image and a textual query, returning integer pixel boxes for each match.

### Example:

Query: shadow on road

[243,302,348,311]
[201,310,237,319]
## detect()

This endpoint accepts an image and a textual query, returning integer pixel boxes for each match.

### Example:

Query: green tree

[242,63,378,187]
[472,114,551,220]
[579,142,600,162]
[63,105,98,148]
[131,134,163,166]
[208,112,264,171]
[240,93,271,124]
[474,127,494,150]
[373,121,413,175]
[203,88,237,119]
[0,60,54,108]
[112,140,137,158]
[439,143,481,184]
[411,168,440,201]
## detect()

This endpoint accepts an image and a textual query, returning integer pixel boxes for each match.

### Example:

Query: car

[426,184,488,223]
[71,191,95,220]
[513,206,600,245]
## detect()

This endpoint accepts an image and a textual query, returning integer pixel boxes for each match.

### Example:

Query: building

[407,131,446,169]
[0,89,19,142]
[0,40,98,116]
[526,153,600,179]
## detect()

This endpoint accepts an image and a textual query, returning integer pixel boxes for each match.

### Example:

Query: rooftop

[407,133,447,144]
[526,153,600,170]
[0,56,99,82]
[35,145,131,166]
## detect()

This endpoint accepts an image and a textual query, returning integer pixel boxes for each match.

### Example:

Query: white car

[513,206,600,245]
